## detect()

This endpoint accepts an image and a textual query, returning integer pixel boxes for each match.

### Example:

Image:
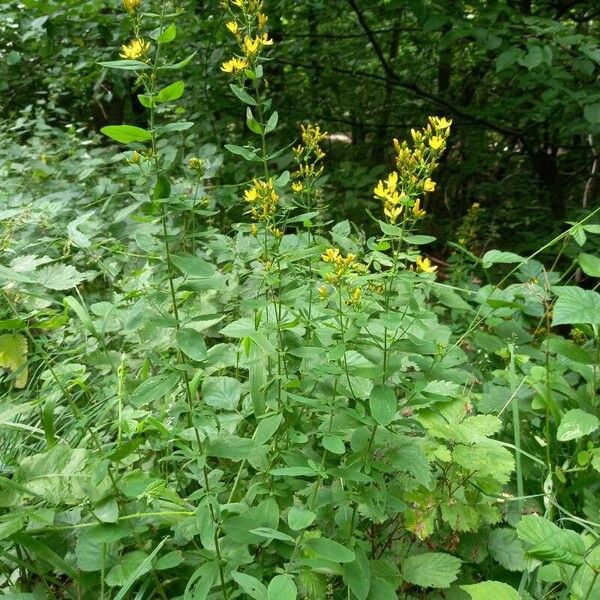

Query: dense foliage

[1,1,600,599]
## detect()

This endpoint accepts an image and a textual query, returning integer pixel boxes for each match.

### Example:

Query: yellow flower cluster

[119,38,150,60]
[321,248,365,285]
[244,178,280,223]
[123,0,141,13]
[221,0,273,75]
[456,202,481,248]
[415,257,437,274]
[374,116,451,224]
[292,124,327,195]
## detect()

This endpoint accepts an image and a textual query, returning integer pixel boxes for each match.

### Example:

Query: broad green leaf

[265,111,278,134]
[461,581,521,600]
[225,143,259,161]
[172,254,215,278]
[556,409,599,442]
[254,414,283,445]
[155,550,184,570]
[202,376,242,410]
[369,384,396,426]
[246,107,263,134]
[584,103,600,124]
[176,328,207,361]
[267,575,297,600]
[322,434,346,454]
[156,121,194,134]
[153,174,171,200]
[517,515,585,566]
[552,286,600,326]
[496,47,520,71]
[0,333,28,388]
[249,527,295,543]
[129,373,179,407]
[230,83,257,105]
[307,538,355,563]
[37,263,87,290]
[578,252,600,277]
[488,528,526,571]
[343,547,371,600]
[101,125,152,144]
[232,571,268,600]
[402,552,461,588]
[287,506,316,531]
[156,80,184,103]
[158,23,176,44]
[482,250,525,269]
[159,51,197,70]
[112,540,167,600]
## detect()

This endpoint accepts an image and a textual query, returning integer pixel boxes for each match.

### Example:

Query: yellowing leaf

[0,333,28,388]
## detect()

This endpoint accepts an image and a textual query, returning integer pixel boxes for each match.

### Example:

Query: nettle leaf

[517,515,586,566]
[369,384,397,426]
[556,409,599,442]
[488,528,526,572]
[101,125,152,144]
[0,333,28,388]
[461,581,521,600]
[402,552,462,589]
[267,575,297,600]
[37,263,87,290]
[552,286,600,326]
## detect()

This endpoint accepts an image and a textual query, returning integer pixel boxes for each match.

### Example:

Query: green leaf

[461,581,521,600]
[287,506,316,531]
[37,263,87,290]
[106,551,151,587]
[250,527,295,542]
[552,286,600,326]
[172,254,215,278]
[158,22,176,44]
[155,550,184,570]
[101,125,152,144]
[369,384,397,426]
[156,121,194,134]
[98,59,152,71]
[153,174,171,201]
[230,83,257,105]
[254,414,283,445]
[267,575,297,600]
[496,48,521,72]
[246,107,263,134]
[202,376,242,410]
[307,538,355,563]
[0,333,28,388]
[343,548,371,600]
[402,552,461,588]
[129,373,179,407]
[517,515,585,566]
[488,528,526,571]
[584,103,600,124]
[156,80,185,103]
[265,111,278,134]
[232,571,268,600]
[225,144,259,161]
[159,51,197,70]
[322,434,346,454]
[112,540,167,600]
[481,250,525,269]
[578,252,600,277]
[557,409,599,442]
[176,328,207,361]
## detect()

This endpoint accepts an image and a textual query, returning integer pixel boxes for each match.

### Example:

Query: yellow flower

[384,205,403,223]
[258,13,268,31]
[350,287,362,304]
[123,0,141,13]
[221,57,248,73]
[243,35,261,57]
[429,136,445,151]
[119,38,150,60]
[318,286,329,300]
[226,21,239,35]
[429,116,452,131]
[322,248,341,263]
[250,223,258,236]
[416,257,437,273]
[423,178,436,192]
[259,33,274,46]
[291,182,304,193]
[412,198,426,219]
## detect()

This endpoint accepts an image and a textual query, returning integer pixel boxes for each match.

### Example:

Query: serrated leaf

[488,528,526,571]
[557,409,599,442]
[101,125,152,144]
[0,333,28,388]
[402,552,461,588]
[578,252,600,277]
[37,263,87,290]
[552,286,600,326]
